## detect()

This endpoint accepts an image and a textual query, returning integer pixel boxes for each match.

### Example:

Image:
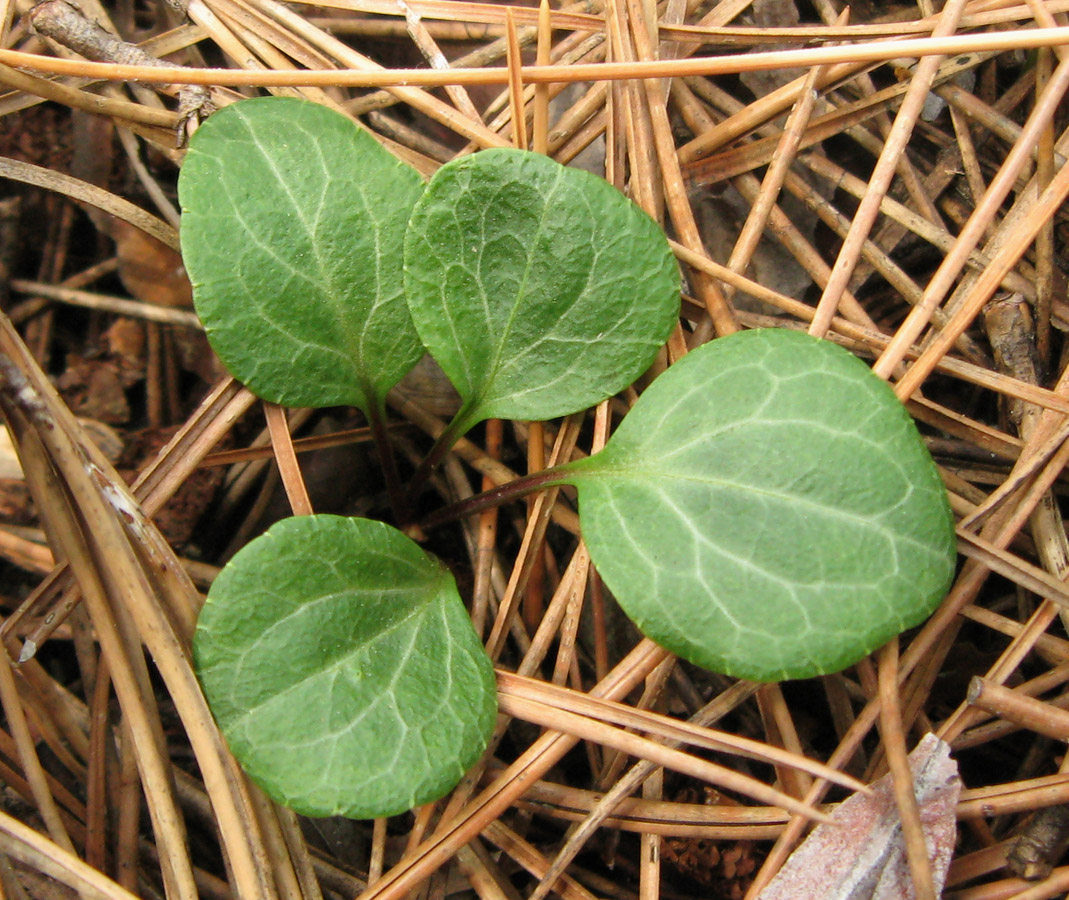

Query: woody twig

[27,0,212,143]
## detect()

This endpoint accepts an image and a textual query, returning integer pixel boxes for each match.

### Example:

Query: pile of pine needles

[0,0,1069,898]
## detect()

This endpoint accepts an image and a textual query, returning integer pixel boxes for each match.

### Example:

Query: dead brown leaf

[755,734,960,900]
[112,219,192,309]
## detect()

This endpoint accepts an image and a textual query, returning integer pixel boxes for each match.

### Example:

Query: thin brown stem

[419,465,572,532]
[366,400,410,525]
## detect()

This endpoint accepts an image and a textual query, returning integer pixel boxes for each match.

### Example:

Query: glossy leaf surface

[404,148,679,430]
[563,329,956,681]
[179,97,425,413]
[193,515,497,818]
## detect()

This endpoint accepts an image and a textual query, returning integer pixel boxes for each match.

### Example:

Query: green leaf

[193,515,497,819]
[562,329,956,682]
[404,148,680,430]
[179,97,425,413]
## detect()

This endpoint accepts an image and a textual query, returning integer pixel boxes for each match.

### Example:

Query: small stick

[0,59,179,134]
[28,0,212,140]
[963,661,1069,735]
[983,292,1043,439]
[968,677,1069,742]
[1009,804,1069,880]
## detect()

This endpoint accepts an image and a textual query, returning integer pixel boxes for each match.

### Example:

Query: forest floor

[1,0,1069,898]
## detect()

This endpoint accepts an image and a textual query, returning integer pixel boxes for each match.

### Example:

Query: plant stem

[404,407,473,506]
[367,399,409,525]
[419,464,573,531]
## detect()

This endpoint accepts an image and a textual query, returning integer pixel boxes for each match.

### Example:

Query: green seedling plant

[180,96,957,820]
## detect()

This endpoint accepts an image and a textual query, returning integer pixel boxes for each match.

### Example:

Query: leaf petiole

[365,399,409,525]
[404,403,479,508]
[418,462,574,531]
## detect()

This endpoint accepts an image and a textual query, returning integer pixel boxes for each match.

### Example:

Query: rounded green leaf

[193,515,497,818]
[404,148,680,428]
[564,329,956,682]
[179,97,425,412]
